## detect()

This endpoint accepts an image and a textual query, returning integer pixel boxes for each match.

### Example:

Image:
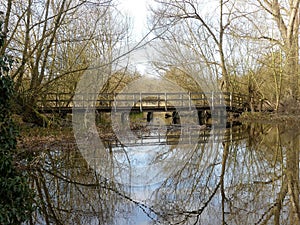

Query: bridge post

[181,94,183,107]
[140,92,143,112]
[147,112,153,122]
[188,92,191,110]
[198,110,206,125]
[164,93,167,111]
[230,92,232,110]
[172,111,180,124]
[113,92,117,112]
[211,92,214,110]
[55,93,58,108]
[259,99,263,112]
[158,129,161,142]
[157,94,160,107]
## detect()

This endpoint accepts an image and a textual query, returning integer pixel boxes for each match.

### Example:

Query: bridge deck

[36,92,247,113]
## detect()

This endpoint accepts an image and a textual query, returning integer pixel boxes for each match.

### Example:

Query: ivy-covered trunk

[0,12,35,225]
[16,94,50,127]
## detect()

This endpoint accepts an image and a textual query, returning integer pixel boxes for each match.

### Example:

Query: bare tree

[150,0,240,92]
[232,0,300,102]
[0,0,136,124]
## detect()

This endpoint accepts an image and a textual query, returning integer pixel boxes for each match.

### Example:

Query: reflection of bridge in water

[103,124,247,148]
[37,92,248,113]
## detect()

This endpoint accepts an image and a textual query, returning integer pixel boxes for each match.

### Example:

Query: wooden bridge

[37,91,248,113]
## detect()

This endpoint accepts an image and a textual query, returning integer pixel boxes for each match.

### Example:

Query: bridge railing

[37,92,74,109]
[36,92,247,112]
[113,92,246,111]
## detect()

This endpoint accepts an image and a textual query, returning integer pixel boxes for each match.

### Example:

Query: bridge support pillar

[197,111,204,125]
[198,110,210,125]
[146,112,153,122]
[172,111,180,124]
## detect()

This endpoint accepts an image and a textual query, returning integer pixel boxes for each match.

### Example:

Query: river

[24,113,300,225]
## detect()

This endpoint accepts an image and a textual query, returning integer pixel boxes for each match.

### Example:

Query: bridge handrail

[36,91,248,112]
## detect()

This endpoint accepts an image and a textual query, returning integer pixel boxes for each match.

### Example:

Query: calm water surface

[25,119,300,225]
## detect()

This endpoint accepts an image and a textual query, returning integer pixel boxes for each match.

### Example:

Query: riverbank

[16,111,300,151]
[238,112,300,125]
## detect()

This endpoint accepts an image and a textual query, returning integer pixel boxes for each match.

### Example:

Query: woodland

[0,0,299,125]
[1,0,300,224]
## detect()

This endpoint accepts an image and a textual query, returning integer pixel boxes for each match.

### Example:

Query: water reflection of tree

[245,123,300,225]
[24,123,299,224]
[26,145,149,225]
[150,133,234,224]
[149,123,300,225]
[227,123,299,225]
[27,149,111,224]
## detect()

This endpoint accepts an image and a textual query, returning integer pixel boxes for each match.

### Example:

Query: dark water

[25,121,300,225]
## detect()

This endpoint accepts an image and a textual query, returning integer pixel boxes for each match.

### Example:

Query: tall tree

[0,0,134,124]
[233,0,300,101]
[150,0,238,92]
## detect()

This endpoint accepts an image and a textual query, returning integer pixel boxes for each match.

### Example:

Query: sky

[118,0,149,37]
[118,0,153,75]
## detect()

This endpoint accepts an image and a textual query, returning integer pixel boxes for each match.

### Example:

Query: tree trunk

[16,95,50,127]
